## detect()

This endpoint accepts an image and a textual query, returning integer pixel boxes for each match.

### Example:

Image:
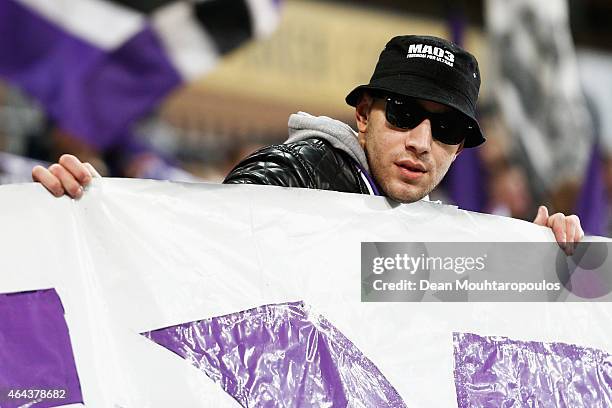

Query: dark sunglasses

[381,95,473,145]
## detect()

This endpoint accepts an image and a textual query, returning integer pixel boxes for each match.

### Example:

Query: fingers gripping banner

[0,180,610,407]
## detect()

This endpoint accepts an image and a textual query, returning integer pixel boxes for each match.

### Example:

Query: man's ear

[355,93,374,134]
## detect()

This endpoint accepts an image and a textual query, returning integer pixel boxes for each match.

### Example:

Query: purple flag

[576,144,608,236]
[0,0,282,149]
[445,10,487,212]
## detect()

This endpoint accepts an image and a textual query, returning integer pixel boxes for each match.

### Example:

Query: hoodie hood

[286,112,370,172]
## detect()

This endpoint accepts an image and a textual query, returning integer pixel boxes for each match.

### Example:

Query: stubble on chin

[385,181,432,203]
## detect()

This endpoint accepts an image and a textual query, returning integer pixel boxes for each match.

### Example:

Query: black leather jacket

[224,138,370,194]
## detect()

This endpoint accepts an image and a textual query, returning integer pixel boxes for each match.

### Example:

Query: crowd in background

[1,0,611,236]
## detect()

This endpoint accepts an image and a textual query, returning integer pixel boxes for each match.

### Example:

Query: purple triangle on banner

[143,301,407,407]
[0,289,83,408]
[454,332,612,407]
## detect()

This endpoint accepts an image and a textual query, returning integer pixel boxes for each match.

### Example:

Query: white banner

[0,179,610,407]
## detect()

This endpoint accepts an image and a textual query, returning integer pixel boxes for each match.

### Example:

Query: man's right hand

[32,154,100,198]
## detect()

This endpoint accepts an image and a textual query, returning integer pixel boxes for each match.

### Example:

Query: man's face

[356,95,463,203]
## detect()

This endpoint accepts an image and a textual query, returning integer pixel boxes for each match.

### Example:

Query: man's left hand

[533,206,584,255]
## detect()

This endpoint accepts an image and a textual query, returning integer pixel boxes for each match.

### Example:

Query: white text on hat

[407,44,454,67]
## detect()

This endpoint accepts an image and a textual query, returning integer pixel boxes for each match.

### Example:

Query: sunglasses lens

[385,98,422,129]
[384,96,468,145]
[431,117,469,145]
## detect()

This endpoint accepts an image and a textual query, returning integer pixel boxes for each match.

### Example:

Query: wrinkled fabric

[2,180,611,406]
[144,301,406,408]
[0,289,83,408]
[453,332,612,407]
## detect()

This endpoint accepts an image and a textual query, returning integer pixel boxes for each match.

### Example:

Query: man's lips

[396,159,428,172]
[395,159,428,180]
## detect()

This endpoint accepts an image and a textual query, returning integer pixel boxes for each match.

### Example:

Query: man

[32,35,583,249]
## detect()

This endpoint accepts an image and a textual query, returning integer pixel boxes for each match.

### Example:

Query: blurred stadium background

[1,0,611,236]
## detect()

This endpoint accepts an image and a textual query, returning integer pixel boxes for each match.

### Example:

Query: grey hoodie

[285,112,370,173]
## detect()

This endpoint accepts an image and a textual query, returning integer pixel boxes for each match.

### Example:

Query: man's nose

[405,119,433,155]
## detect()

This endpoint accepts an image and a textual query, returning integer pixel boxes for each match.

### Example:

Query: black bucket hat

[346,35,485,148]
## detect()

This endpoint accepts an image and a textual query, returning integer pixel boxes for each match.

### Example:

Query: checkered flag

[0,0,283,148]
